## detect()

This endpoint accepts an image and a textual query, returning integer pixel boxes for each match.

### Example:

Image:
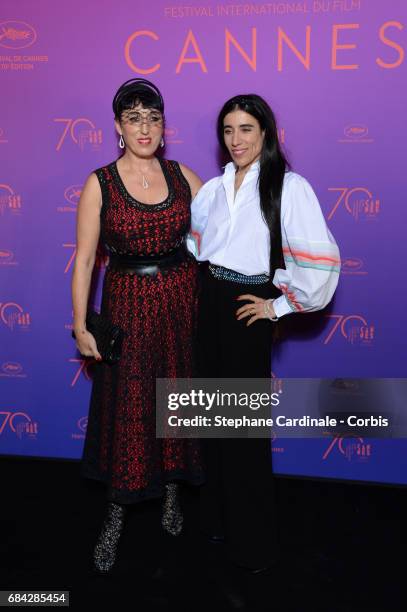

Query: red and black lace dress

[80,157,204,504]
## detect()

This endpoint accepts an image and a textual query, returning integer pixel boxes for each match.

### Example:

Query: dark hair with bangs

[112,78,165,121]
[217,94,289,275]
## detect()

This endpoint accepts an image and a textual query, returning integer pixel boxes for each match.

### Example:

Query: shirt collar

[222,159,260,181]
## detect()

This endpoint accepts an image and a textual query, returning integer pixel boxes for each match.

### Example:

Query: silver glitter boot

[93,502,126,573]
[161,483,183,536]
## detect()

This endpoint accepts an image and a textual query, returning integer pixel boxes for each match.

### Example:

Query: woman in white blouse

[188,94,340,575]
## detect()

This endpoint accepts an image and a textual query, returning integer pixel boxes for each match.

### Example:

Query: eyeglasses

[122,111,163,126]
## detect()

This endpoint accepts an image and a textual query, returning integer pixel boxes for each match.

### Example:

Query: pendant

[142,175,149,189]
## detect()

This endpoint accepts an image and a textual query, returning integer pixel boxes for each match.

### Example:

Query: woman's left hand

[236,294,276,326]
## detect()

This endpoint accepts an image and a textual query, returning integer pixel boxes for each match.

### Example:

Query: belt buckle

[141,264,159,276]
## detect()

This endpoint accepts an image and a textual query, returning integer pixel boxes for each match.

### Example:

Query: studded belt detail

[208,264,269,285]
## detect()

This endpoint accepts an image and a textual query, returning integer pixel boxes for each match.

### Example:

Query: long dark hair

[217,94,289,275]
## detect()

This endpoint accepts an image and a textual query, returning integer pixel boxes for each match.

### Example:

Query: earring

[119,135,125,149]
[160,137,165,148]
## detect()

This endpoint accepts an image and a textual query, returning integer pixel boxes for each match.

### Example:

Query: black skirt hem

[80,466,205,505]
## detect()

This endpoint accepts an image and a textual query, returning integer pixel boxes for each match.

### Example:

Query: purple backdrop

[1,0,406,484]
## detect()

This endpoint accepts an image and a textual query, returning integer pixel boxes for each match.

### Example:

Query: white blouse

[187,160,340,319]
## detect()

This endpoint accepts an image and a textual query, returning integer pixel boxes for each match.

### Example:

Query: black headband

[113,78,164,115]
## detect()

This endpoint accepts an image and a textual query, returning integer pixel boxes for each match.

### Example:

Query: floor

[1,457,404,611]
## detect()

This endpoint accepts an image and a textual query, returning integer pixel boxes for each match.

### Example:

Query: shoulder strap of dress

[93,164,115,203]
[166,159,192,198]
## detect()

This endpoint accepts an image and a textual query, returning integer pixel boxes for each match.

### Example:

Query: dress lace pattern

[80,158,204,503]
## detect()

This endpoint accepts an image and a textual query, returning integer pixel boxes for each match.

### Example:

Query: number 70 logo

[54,118,102,151]
[323,314,372,344]
[327,187,380,220]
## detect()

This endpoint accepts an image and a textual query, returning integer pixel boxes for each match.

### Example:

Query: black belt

[107,244,191,276]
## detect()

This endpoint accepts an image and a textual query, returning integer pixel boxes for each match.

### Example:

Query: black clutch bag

[71,309,124,365]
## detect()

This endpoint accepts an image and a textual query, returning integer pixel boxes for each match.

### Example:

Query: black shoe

[200,528,225,543]
[232,555,278,574]
[239,564,272,575]
[207,533,225,544]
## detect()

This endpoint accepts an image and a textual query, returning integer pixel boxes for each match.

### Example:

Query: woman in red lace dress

[71,79,204,573]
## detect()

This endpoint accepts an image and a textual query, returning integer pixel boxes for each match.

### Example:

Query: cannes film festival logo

[71,416,88,440]
[164,127,183,145]
[0,302,31,331]
[0,249,18,266]
[339,125,373,144]
[64,185,82,205]
[0,21,36,49]
[323,435,371,462]
[54,118,103,152]
[327,187,380,221]
[0,361,26,378]
[78,417,88,432]
[58,185,83,213]
[0,184,22,216]
[341,257,367,276]
[324,314,375,346]
[0,411,38,438]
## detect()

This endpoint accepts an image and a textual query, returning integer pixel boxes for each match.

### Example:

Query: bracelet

[264,299,278,322]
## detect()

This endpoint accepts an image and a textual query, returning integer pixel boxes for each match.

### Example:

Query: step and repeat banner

[1,0,406,484]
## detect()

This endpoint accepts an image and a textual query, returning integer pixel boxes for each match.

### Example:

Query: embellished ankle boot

[93,502,126,573]
[161,483,183,536]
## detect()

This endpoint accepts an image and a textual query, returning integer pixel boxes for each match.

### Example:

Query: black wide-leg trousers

[197,264,278,569]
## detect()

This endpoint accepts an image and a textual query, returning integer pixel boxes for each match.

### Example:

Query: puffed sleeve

[272,173,341,319]
[186,177,218,257]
